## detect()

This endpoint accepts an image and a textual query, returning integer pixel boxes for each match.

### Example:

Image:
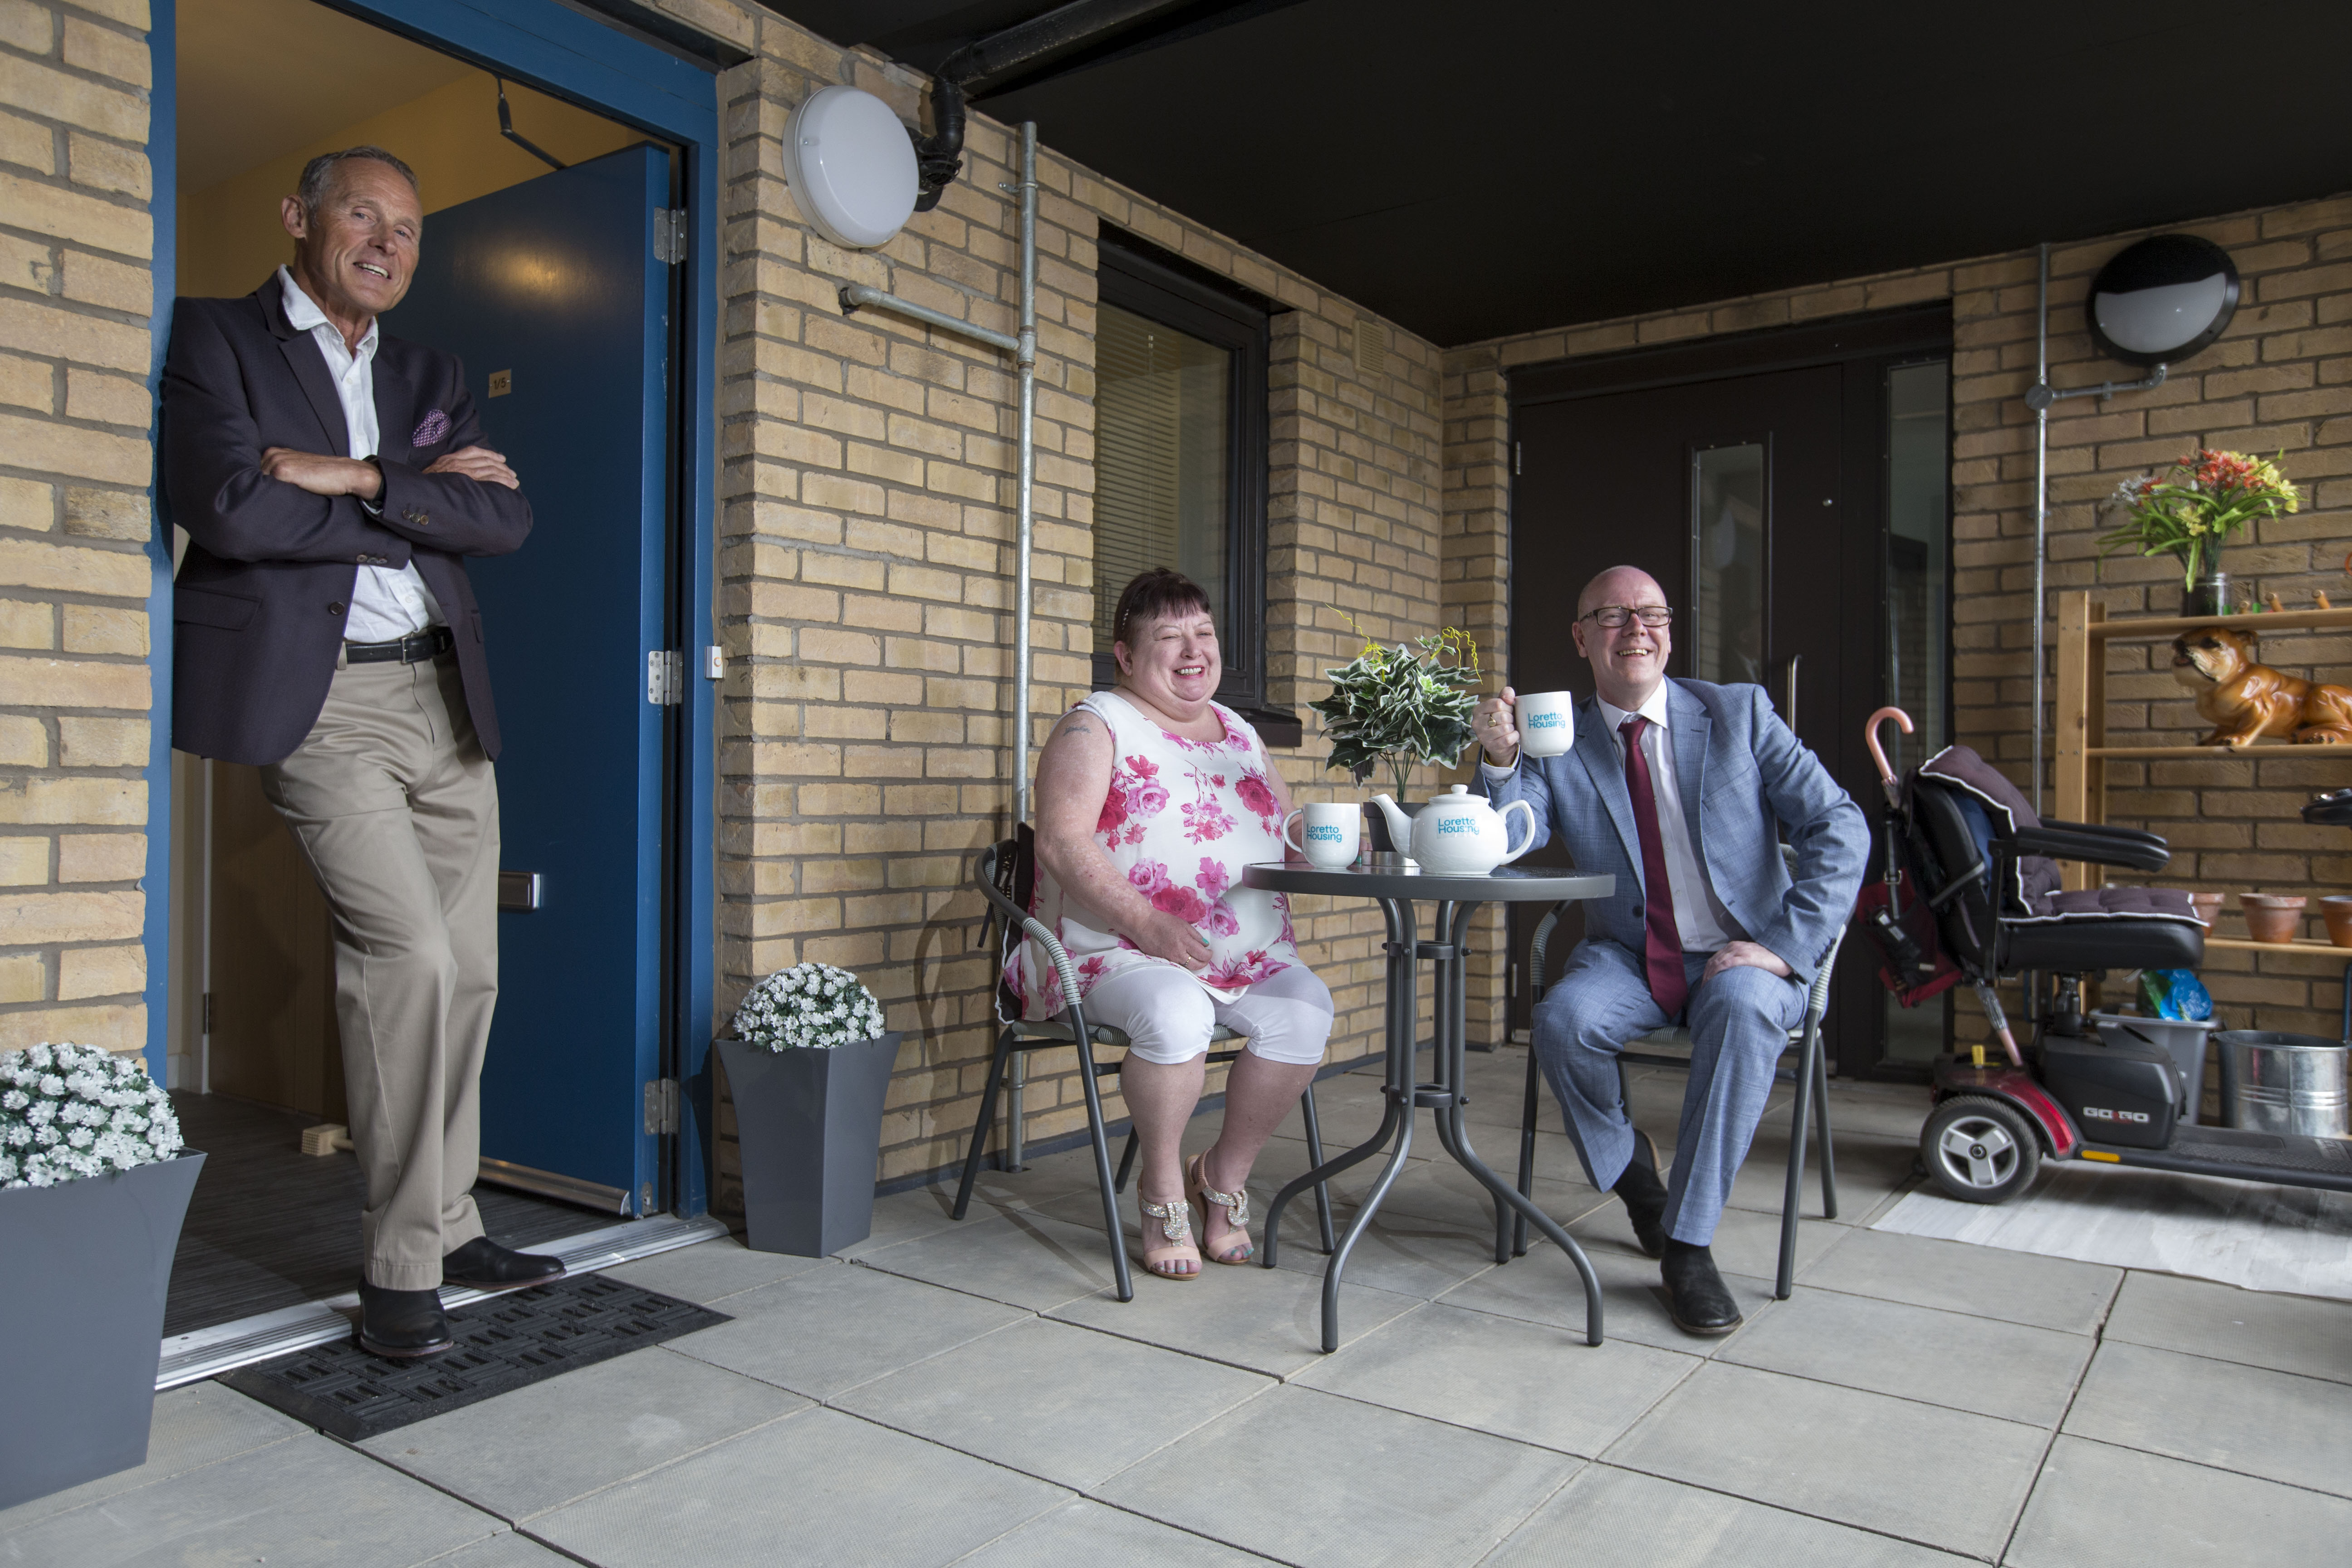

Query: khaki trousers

[260,652,498,1289]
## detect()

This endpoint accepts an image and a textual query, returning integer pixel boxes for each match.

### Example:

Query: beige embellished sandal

[1186,1151,1254,1265]
[1138,1191,1200,1279]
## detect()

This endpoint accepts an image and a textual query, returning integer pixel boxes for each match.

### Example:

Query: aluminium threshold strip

[155,1212,731,1390]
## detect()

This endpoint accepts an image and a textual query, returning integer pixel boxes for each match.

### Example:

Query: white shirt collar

[1596,683,1672,739]
[278,265,377,358]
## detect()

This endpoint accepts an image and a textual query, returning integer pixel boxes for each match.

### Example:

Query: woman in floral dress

[1012,568,1332,1279]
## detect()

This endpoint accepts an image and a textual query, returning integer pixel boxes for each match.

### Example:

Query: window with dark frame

[1093,232,1289,737]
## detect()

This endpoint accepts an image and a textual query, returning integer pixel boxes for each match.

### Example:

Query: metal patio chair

[958,832,1336,1302]
[1509,876,1842,1301]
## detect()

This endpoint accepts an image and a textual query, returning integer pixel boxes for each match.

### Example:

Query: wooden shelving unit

[2051,591,2352,893]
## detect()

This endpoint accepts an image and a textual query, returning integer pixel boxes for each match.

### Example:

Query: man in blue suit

[1474,566,1865,1334]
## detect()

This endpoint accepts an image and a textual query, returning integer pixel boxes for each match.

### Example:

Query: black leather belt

[344,626,455,664]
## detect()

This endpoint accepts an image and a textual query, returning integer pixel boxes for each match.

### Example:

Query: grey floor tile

[665,1261,1028,1398]
[529,1406,1068,1568]
[0,1430,505,1568]
[1604,1362,2046,1558]
[1345,1159,1611,1238]
[1438,1228,1780,1357]
[835,1186,1020,1261]
[0,1381,304,1532]
[2063,1340,2352,1499]
[1481,1463,1976,1568]
[1721,1288,2093,1426]
[1047,1256,1424,1377]
[1293,1301,1695,1455]
[420,1532,579,1566]
[1727,1130,1917,1220]
[950,1499,1277,1565]
[835,1317,1269,1489]
[1813,1082,1934,1143]
[360,1346,807,1521]
[1094,1384,1580,1568]
[1798,1226,2122,1333]
[1268,1207,1506,1301]
[1676,1201,1848,1286]
[857,1207,1125,1310]
[2007,1436,2352,1568]
[597,1235,833,1303]
[2102,1270,2352,1385]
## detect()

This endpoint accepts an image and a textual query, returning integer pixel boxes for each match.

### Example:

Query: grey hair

[295,146,419,214]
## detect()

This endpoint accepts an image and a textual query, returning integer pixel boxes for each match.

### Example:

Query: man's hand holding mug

[1475,687,1521,766]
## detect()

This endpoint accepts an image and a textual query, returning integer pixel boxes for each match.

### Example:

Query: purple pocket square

[412,409,451,447]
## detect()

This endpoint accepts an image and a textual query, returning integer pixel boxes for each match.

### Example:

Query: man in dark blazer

[1473,566,1866,1336]
[164,145,559,1358]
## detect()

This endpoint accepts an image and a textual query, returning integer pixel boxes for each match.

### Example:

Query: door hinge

[653,208,687,264]
[644,1078,681,1135]
[1514,441,1522,476]
[647,649,684,705]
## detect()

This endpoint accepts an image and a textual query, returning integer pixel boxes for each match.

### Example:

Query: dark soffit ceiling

[775,0,2352,348]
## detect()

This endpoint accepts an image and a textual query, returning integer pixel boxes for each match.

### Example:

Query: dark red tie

[1620,715,1688,1019]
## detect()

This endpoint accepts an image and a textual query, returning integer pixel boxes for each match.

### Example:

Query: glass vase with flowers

[2098,448,2300,616]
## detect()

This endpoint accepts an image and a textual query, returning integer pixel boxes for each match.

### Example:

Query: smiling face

[1571,566,1674,710]
[282,157,421,335]
[1115,603,1222,721]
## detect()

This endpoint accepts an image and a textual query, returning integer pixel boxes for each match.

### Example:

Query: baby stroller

[1857,708,2352,1204]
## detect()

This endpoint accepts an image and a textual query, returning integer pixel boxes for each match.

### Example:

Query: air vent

[1352,318,1390,377]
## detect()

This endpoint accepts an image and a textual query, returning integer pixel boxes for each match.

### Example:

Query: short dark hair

[1110,567,1212,649]
[296,146,419,215]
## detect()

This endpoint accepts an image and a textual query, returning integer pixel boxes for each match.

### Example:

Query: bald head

[1578,566,1667,620]
[1572,565,1673,709]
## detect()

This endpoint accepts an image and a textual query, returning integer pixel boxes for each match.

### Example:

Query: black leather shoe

[441,1236,566,1290]
[1660,1241,1744,1337]
[1612,1131,1669,1259]
[356,1281,453,1358]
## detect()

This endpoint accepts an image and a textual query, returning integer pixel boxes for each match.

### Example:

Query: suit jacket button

[328,602,345,616]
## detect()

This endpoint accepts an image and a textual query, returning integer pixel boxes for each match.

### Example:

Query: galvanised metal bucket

[2215,1031,2350,1138]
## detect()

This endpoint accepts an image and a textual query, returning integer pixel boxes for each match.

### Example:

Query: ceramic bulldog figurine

[2173,626,2352,746]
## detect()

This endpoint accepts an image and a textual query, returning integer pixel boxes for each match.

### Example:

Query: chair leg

[1072,1018,1134,1303]
[951,1029,1014,1220]
[1777,1029,1817,1301]
[1300,1085,1336,1254]
[1509,1040,1544,1258]
[1812,1026,1839,1220]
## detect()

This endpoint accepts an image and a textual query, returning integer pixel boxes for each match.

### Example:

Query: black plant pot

[717,1033,902,1258]
[0,1150,205,1509]
[1362,799,1421,862]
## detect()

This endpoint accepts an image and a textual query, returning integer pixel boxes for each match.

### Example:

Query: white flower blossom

[729,964,887,1052]
[0,1042,181,1189]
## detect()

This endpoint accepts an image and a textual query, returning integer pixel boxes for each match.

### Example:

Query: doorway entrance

[1505,304,1953,1078]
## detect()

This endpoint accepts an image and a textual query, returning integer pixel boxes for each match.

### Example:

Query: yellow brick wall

[1446,193,2352,1047]
[0,0,153,1054]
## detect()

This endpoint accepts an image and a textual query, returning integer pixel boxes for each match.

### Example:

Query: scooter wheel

[1920,1095,2041,1204]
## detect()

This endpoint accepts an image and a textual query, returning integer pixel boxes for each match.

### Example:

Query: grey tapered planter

[718,1033,901,1257]
[0,1149,205,1510]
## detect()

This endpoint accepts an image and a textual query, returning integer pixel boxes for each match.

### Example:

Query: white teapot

[1370,786,1537,877]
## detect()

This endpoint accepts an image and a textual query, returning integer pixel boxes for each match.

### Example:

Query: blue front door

[386,143,673,1212]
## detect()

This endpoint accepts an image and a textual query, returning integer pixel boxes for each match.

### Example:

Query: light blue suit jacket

[1478,680,1867,984]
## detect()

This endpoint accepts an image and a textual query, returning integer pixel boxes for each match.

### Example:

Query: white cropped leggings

[1080,962,1335,1067]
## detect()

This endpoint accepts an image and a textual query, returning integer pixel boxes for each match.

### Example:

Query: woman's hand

[1131,908,1212,972]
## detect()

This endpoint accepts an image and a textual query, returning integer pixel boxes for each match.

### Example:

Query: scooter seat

[2002,914,2205,972]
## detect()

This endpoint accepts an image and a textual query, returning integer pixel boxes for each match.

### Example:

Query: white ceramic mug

[1283,802,1363,869]
[1516,690,1575,759]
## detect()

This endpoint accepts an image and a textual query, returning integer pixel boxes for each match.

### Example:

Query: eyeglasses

[1581,605,1673,629]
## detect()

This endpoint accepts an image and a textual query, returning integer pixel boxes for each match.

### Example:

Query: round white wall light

[782,85,919,250]
[2087,234,2239,368]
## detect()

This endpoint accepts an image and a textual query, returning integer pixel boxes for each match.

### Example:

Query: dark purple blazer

[163,278,532,765]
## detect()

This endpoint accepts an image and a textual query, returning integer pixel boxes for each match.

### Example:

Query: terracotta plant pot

[2323,896,2352,949]
[2239,892,2308,945]
[2185,892,2226,925]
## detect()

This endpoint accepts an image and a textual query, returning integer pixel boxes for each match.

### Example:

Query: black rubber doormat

[218,1273,731,1441]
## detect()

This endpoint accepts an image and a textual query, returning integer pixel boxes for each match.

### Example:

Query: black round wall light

[2085,234,2239,368]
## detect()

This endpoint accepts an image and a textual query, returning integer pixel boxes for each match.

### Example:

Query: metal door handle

[1775,653,1800,731]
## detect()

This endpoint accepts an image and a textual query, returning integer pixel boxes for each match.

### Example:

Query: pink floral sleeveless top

[1005,690,1298,1021]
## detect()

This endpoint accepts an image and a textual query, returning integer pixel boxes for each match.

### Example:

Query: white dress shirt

[1485,686,1740,953]
[276,266,444,643]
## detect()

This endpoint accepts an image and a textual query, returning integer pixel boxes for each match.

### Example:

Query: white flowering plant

[730,963,887,1052]
[1,1041,183,1189]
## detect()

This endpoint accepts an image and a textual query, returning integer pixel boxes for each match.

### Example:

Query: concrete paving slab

[1603,1362,2046,1558]
[1093,1384,1579,1568]
[949,1499,1276,1565]
[1727,1130,1916,1220]
[1438,1228,1781,1357]
[856,1207,1124,1311]
[664,1261,1028,1398]
[1046,1261,1423,1377]
[0,1428,505,1568]
[1798,1226,2122,1333]
[2007,1436,2352,1568]
[835,1317,1269,1489]
[597,1235,833,1303]
[1809,1082,1932,1142]
[1720,1288,2093,1427]
[1344,1158,1610,1237]
[360,1344,807,1521]
[1292,1301,1694,1455]
[1267,1207,1505,1301]
[835,1185,1010,1262]
[0,1380,304,1533]
[2102,1270,2352,1385]
[2062,1340,2352,1499]
[421,1531,580,1566]
[1481,1463,1976,1568]
[529,1406,1068,1568]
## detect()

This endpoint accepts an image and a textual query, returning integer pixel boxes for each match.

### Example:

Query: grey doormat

[218,1273,730,1440]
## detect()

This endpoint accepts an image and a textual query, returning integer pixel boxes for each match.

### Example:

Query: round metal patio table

[1242,861,1616,1351]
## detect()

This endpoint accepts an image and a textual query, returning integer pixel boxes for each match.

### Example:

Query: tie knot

[1619,715,1647,745]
